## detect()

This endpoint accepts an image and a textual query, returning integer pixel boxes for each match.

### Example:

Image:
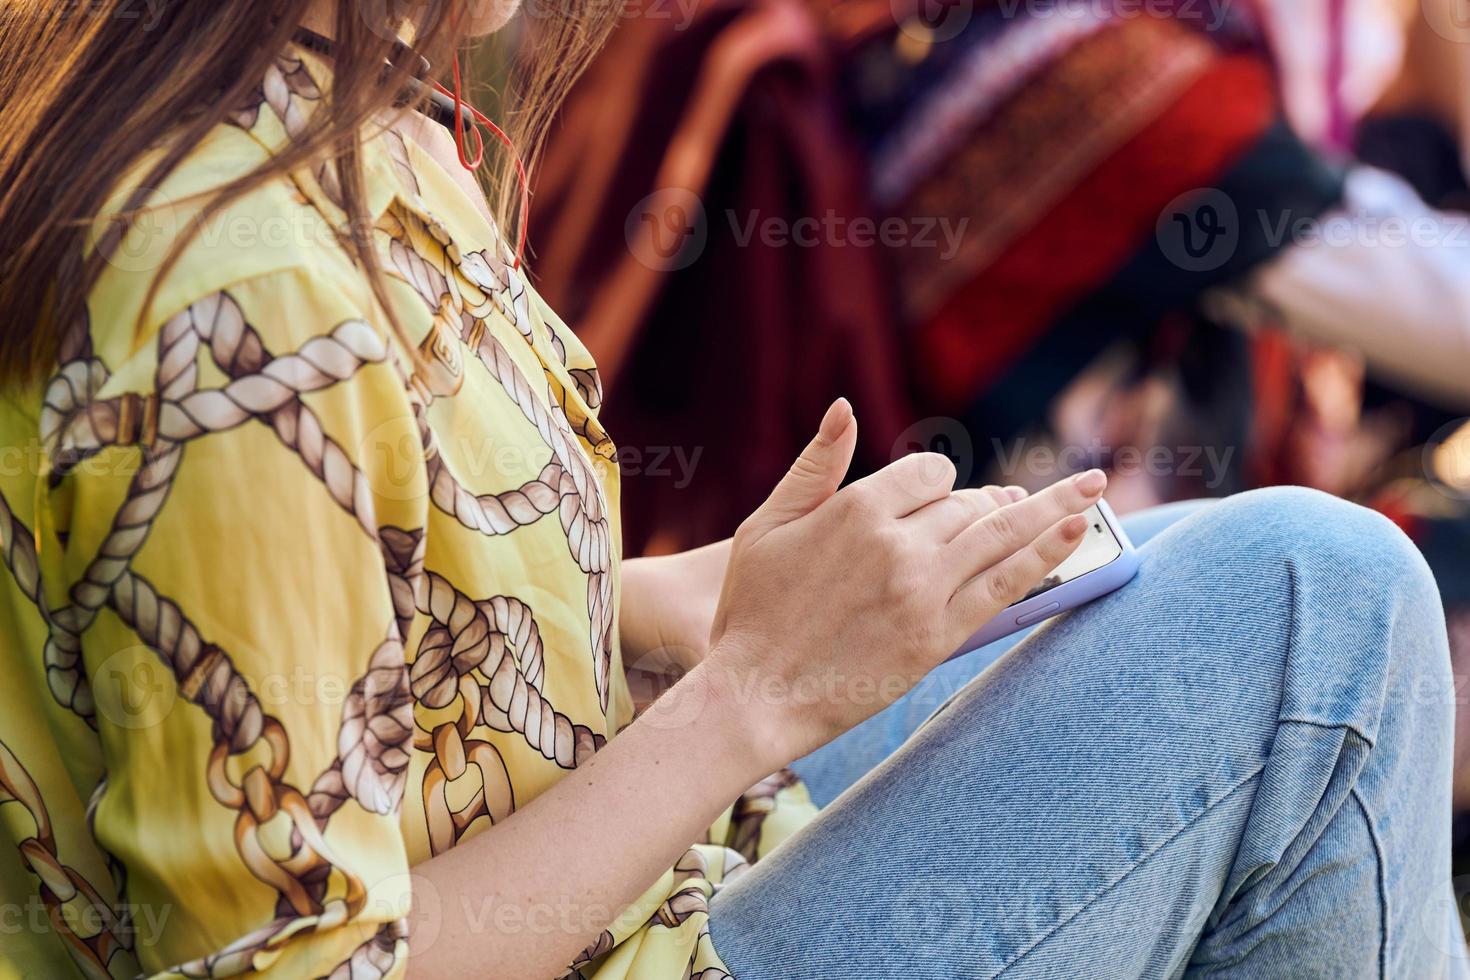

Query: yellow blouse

[0,46,813,979]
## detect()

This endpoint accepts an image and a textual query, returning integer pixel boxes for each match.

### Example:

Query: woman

[0,3,1461,979]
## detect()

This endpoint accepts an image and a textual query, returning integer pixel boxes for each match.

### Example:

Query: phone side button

[1015,601,1061,628]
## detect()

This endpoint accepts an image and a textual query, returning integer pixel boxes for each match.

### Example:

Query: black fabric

[961,117,1346,468]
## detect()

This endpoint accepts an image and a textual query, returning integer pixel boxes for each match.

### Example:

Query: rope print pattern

[0,46,792,980]
[562,777,787,980]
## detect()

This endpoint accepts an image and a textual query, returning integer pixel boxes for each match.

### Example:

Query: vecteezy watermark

[361,0,704,31]
[1414,873,1470,960]
[726,210,969,260]
[615,445,702,490]
[94,186,387,276]
[992,0,1233,29]
[625,188,708,272]
[888,877,982,958]
[1422,0,1470,44]
[889,420,1237,490]
[1262,210,1470,251]
[624,190,970,269]
[1156,187,1241,273]
[92,646,178,731]
[92,652,367,731]
[1158,185,1470,272]
[358,415,703,502]
[455,892,625,938]
[519,0,704,29]
[992,437,1237,489]
[896,0,1234,43]
[58,0,166,30]
[1424,418,1470,502]
[894,0,976,43]
[892,417,978,485]
[0,896,173,946]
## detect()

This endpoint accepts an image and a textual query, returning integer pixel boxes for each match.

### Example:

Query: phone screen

[1012,503,1124,605]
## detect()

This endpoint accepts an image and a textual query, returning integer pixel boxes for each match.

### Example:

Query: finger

[847,451,957,518]
[741,399,857,542]
[904,485,1025,542]
[944,511,1090,644]
[941,469,1106,588]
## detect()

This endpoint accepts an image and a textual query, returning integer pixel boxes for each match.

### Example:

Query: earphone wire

[290,26,529,270]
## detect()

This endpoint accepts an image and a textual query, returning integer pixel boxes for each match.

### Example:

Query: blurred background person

[526,0,1468,532]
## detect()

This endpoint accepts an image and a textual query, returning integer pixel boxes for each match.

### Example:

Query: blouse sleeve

[51,268,428,977]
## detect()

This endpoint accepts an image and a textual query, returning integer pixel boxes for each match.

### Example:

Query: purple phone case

[948,498,1140,659]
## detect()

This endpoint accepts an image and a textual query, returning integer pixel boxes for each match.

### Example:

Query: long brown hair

[0,0,618,383]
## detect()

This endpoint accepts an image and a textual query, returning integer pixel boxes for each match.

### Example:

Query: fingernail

[1062,514,1088,540]
[818,398,853,441]
[1005,485,1027,501]
[1073,469,1106,495]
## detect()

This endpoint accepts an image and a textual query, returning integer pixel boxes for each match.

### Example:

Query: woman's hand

[410,400,1102,979]
[700,399,1106,773]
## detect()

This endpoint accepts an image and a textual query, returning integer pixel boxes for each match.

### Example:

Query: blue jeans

[709,488,1467,978]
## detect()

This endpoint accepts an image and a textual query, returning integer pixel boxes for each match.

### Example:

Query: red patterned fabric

[909,41,1277,409]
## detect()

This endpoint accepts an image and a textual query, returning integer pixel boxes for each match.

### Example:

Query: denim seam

[1281,557,1378,752]
[991,764,1267,979]
[1350,785,1389,979]
[1278,715,1377,751]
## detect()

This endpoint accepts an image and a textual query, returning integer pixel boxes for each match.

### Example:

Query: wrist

[685,646,795,778]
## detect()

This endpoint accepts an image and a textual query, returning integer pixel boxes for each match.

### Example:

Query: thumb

[743,398,857,540]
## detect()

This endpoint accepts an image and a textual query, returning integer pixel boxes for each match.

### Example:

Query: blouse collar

[234,42,518,276]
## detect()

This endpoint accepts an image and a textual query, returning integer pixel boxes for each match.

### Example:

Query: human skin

[295,7,1106,976]
[401,393,1105,978]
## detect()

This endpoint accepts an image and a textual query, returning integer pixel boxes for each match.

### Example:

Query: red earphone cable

[446,52,485,170]
[433,74,530,271]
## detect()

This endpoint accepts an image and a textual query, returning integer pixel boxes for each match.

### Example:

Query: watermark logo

[95,187,179,276]
[889,877,981,957]
[1424,418,1470,501]
[892,416,976,486]
[92,646,177,731]
[61,1,166,30]
[626,188,708,272]
[1422,0,1470,43]
[623,647,707,731]
[1156,187,1239,273]
[359,411,428,503]
[1415,873,1470,960]
[355,0,453,40]
[895,0,975,44]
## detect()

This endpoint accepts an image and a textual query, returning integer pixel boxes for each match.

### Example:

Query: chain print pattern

[44,311,197,728]
[0,741,135,979]
[383,214,617,713]
[0,290,419,976]
[70,299,388,974]
[563,846,746,980]
[460,328,616,709]
[414,573,606,754]
[9,242,616,980]
[0,41,793,979]
[0,329,140,974]
[323,919,409,980]
[374,173,618,863]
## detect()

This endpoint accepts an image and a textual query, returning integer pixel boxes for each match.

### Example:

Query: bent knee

[1198,487,1449,726]
[1210,486,1439,608]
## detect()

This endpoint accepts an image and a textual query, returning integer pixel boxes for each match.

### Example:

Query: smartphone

[949,498,1139,658]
